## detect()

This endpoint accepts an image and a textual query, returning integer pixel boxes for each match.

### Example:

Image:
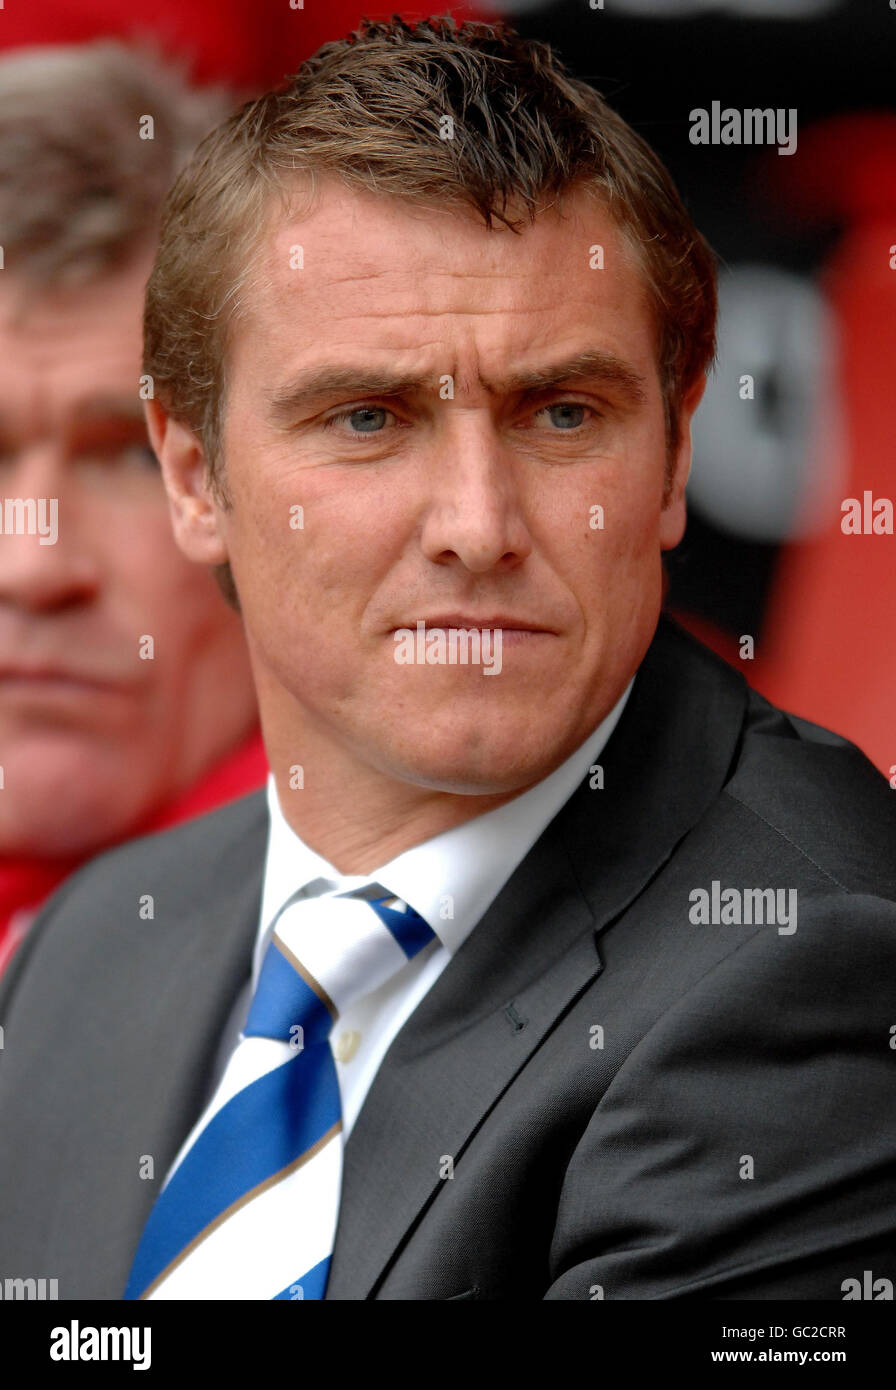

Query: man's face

[161,183,702,799]
[0,256,258,857]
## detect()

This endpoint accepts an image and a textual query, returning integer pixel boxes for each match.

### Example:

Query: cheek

[546,455,664,574]
[134,533,199,592]
[110,515,230,638]
[228,461,399,612]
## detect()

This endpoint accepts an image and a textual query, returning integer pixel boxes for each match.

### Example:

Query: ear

[144,398,229,565]
[659,372,708,551]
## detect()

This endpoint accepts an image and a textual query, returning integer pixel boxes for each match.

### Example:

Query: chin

[0,752,147,858]
[404,767,541,797]
[379,731,557,798]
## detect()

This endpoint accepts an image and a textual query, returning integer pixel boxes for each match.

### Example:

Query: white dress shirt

[203,680,633,1143]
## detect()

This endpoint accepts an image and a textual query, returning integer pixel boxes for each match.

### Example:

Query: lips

[0,665,128,690]
[396,615,554,632]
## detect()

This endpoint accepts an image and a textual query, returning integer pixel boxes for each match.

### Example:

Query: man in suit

[0,16,894,1301]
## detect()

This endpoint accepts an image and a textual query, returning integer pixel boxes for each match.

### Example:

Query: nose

[0,448,101,612]
[418,417,534,574]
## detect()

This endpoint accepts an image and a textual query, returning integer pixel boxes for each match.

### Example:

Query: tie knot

[243,883,436,1045]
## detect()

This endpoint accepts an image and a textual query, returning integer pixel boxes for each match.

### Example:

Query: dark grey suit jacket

[1,617,894,1300]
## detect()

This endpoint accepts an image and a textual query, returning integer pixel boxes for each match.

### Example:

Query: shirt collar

[255,679,633,982]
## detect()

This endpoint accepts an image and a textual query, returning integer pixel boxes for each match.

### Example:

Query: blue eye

[538,403,588,429]
[329,406,391,434]
[126,444,161,469]
[73,441,160,471]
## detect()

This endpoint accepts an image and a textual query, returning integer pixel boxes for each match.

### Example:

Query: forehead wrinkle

[323,308,550,326]
[316,266,403,286]
[266,343,649,424]
[463,348,649,402]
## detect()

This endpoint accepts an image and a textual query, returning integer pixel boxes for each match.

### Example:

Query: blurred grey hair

[0,40,235,287]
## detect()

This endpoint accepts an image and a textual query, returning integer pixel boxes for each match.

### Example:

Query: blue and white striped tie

[124,884,436,1300]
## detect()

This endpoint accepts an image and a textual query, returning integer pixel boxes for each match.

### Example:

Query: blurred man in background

[0,42,264,973]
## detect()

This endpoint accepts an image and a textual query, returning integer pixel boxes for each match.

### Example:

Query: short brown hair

[0,40,232,288]
[145,14,717,496]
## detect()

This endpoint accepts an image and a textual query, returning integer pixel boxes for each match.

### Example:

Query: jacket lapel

[326,617,748,1298]
[0,791,269,1296]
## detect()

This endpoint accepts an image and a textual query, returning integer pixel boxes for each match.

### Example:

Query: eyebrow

[267,347,648,423]
[0,396,148,446]
[68,397,148,425]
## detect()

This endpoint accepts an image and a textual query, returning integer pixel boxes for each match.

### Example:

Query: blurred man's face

[0,255,258,857]
[156,182,703,803]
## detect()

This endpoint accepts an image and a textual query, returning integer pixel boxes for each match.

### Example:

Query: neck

[269,756,530,875]
[258,687,544,872]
